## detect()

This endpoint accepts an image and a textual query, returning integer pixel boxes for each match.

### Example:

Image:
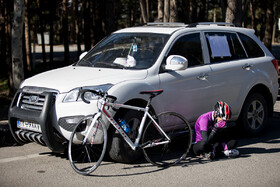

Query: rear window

[238,33,265,58]
[205,32,247,63]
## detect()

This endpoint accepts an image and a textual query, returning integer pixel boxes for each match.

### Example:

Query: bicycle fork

[82,113,102,145]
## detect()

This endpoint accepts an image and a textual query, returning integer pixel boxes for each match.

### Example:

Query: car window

[205,32,247,63]
[167,33,204,67]
[238,33,265,58]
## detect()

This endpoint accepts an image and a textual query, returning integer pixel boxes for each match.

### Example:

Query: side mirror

[165,55,188,71]
[79,51,88,60]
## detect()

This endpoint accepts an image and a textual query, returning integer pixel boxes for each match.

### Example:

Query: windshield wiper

[77,59,92,67]
[93,62,126,69]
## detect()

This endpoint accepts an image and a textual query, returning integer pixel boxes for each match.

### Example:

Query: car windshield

[76,33,169,69]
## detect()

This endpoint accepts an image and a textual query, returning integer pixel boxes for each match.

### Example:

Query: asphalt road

[0,98,280,186]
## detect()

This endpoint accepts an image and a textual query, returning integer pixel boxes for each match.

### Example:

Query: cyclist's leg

[192,141,213,156]
[68,116,107,175]
[142,112,192,167]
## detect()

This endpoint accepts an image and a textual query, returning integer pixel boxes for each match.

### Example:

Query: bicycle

[68,89,192,175]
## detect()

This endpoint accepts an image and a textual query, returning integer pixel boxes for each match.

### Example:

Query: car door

[203,31,251,117]
[158,32,214,123]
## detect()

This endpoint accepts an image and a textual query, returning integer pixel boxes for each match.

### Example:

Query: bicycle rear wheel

[68,115,107,175]
[142,112,192,167]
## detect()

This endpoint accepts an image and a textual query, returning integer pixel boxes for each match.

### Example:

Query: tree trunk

[75,0,81,56]
[93,1,105,45]
[140,0,148,23]
[0,0,6,76]
[146,0,150,22]
[37,0,46,64]
[220,0,227,21]
[84,0,91,51]
[263,0,274,51]
[226,0,242,26]
[272,0,279,44]
[24,0,32,76]
[11,0,25,89]
[213,7,217,22]
[62,0,69,64]
[198,0,206,22]
[3,1,13,94]
[164,0,170,22]
[49,0,56,65]
[242,0,249,27]
[189,0,197,23]
[181,0,190,23]
[170,0,178,22]
[105,0,115,35]
[249,0,256,30]
[158,0,163,22]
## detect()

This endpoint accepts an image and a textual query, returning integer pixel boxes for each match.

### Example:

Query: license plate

[17,120,42,133]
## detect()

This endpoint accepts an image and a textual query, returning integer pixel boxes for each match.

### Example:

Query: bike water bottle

[118,119,131,133]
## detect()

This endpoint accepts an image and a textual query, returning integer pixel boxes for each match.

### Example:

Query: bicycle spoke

[68,116,107,175]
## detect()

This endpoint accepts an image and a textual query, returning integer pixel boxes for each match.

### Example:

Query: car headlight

[63,84,113,103]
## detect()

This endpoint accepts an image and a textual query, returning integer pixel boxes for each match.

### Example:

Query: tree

[163,0,170,22]
[189,0,197,23]
[37,0,46,64]
[263,0,274,51]
[158,0,163,22]
[272,0,279,44]
[62,0,69,64]
[170,0,178,22]
[74,0,82,56]
[226,0,242,26]
[1,0,13,94]
[11,0,25,90]
[105,0,116,35]
[49,0,57,65]
[249,0,256,30]
[140,0,149,23]
[83,0,92,51]
[24,0,32,77]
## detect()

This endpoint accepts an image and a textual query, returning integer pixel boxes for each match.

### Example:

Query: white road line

[0,154,47,163]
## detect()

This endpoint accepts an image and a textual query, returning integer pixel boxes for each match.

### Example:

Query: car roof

[114,26,185,35]
[114,22,255,36]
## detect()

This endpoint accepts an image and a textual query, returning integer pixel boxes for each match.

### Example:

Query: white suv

[9,22,279,163]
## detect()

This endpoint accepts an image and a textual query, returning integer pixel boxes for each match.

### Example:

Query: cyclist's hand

[214,120,227,129]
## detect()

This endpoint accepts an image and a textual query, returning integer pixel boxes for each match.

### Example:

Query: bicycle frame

[87,97,171,151]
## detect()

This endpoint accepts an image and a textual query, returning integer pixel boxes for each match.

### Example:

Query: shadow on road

[237,112,280,156]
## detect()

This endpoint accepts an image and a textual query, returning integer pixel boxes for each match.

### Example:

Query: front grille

[19,93,45,111]
[17,87,59,112]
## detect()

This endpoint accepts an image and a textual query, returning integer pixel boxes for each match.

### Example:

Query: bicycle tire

[142,112,192,167]
[68,115,107,175]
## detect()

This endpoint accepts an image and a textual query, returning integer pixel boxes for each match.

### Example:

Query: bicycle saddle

[140,89,163,98]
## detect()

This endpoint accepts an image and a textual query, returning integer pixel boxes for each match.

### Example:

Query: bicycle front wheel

[142,112,192,167]
[68,115,107,175]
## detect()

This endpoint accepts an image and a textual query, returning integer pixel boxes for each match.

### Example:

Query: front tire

[107,110,143,163]
[240,93,268,135]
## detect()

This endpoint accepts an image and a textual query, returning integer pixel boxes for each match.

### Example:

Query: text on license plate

[17,121,42,133]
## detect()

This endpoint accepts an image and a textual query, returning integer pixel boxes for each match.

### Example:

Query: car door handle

[242,64,253,70]
[197,73,209,80]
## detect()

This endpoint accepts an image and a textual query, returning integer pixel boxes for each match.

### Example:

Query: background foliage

[0,0,279,94]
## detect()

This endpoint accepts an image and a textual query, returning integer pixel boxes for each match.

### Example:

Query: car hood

[21,66,148,93]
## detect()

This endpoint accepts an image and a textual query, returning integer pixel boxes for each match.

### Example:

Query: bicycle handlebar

[80,89,117,104]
